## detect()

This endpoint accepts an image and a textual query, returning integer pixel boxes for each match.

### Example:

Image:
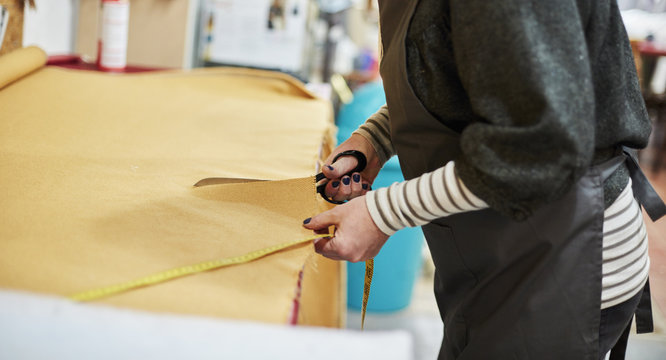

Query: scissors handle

[316,150,367,204]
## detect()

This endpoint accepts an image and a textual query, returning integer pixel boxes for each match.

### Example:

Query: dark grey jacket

[405,0,651,219]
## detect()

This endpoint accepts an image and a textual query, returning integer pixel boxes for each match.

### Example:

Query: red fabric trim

[47,55,166,73]
[288,269,305,325]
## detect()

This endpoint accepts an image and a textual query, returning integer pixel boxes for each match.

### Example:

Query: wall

[76,0,198,69]
[23,0,76,55]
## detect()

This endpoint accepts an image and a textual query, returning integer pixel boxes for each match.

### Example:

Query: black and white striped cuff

[365,161,487,235]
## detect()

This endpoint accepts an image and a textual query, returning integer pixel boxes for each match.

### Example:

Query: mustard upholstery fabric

[0,47,340,326]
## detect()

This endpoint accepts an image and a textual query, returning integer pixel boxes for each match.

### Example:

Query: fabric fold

[0,46,46,90]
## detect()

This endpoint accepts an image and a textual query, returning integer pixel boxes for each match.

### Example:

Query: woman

[304,1,665,359]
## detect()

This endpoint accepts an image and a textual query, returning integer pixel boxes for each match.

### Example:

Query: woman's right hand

[321,133,382,202]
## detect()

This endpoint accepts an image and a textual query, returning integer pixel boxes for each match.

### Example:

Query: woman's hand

[321,134,382,202]
[303,196,389,262]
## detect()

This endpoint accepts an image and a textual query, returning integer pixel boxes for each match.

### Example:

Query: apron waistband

[622,146,666,222]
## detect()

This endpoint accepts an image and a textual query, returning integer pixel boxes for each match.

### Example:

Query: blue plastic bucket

[336,81,424,312]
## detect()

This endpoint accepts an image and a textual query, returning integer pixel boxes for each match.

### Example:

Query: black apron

[376,1,665,359]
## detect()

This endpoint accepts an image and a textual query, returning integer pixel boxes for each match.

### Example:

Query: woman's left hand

[303,196,389,263]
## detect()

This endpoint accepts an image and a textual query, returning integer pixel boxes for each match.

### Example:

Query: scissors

[315,150,367,204]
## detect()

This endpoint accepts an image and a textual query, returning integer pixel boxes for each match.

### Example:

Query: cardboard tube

[0,45,46,90]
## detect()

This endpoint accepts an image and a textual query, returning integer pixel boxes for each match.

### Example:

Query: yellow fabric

[0,46,46,89]
[0,48,340,325]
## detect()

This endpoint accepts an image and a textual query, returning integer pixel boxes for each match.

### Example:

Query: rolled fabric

[0,46,46,90]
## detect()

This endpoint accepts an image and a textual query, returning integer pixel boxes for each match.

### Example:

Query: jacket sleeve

[449,0,596,220]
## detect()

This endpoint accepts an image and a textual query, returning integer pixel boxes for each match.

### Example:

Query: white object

[98,0,130,70]
[199,0,310,73]
[0,5,8,51]
[0,289,414,360]
[621,9,666,43]
[651,57,666,94]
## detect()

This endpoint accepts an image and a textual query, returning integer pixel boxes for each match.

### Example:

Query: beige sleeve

[352,105,395,165]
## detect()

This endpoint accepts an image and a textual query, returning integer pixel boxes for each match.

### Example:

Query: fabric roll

[0,45,46,90]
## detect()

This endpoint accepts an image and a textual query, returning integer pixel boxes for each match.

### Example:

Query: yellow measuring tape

[361,258,374,330]
[69,234,333,302]
[69,232,375,330]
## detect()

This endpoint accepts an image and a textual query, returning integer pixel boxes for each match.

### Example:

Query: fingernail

[362,183,369,190]
[353,174,361,183]
[303,218,311,224]
[342,177,351,185]
[327,165,334,171]
[332,181,340,188]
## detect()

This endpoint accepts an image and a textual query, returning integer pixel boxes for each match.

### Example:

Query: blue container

[336,81,424,312]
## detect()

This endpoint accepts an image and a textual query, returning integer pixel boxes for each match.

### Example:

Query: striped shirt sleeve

[352,105,395,165]
[365,161,488,235]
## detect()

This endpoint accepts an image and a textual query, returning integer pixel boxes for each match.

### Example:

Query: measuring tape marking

[69,234,333,302]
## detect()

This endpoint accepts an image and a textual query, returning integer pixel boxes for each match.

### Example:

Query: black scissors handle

[316,150,367,204]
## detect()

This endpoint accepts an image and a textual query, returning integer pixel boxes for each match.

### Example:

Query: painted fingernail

[332,181,340,188]
[303,218,311,224]
[342,177,351,185]
[327,165,334,171]
[362,183,369,190]
[353,174,361,183]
